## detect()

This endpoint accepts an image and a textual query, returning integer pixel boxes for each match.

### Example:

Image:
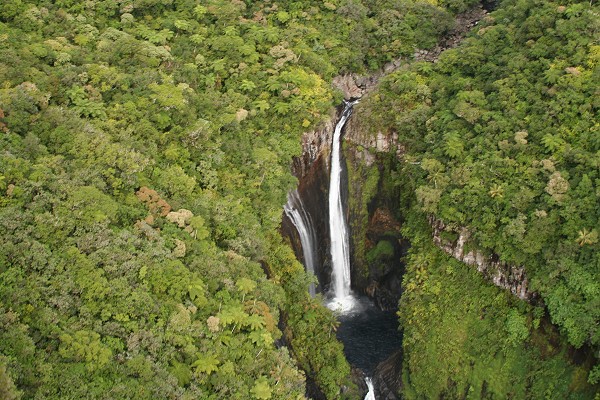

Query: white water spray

[328,101,358,311]
[364,377,376,400]
[284,190,317,296]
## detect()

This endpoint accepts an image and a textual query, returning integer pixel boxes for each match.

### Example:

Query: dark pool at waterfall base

[333,295,403,374]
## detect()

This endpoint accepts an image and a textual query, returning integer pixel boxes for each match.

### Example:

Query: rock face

[429,216,532,300]
[373,350,403,400]
[282,153,333,292]
[345,116,402,158]
[332,74,365,100]
[292,110,336,179]
[363,209,408,311]
[413,6,487,62]
[282,108,342,293]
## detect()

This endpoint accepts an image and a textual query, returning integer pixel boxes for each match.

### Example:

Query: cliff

[429,216,532,300]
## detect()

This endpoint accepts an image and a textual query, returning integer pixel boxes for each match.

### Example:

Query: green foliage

[58,330,112,372]
[366,240,395,264]
[397,220,598,399]
[348,0,600,395]
[346,149,384,280]
[0,360,21,400]
[360,0,600,358]
[250,376,272,399]
[4,0,596,397]
[505,309,530,345]
[0,0,379,397]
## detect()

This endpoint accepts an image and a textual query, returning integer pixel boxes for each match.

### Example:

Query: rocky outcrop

[332,5,488,102]
[344,117,403,161]
[283,154,333,293]
[332,75,365,100]
[292,109,337,179]
[362,208,408,311]
[429,216,532,300]
[373,349,403,400]
[414,6,488,62]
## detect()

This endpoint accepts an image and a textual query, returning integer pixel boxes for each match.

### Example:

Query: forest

[0,0,598,399]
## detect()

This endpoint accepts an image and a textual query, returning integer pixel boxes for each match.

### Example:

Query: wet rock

[373,349,403,400]
[350,367,370,398]
[282,153,332,293]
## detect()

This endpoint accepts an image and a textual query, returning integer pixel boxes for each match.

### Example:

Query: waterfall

[328,101,357,310]
[284,190,317,296]
[364,377,376,400]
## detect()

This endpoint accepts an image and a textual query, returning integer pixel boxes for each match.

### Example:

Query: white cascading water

[284,190,317,297]
[328,101,358,311]
[364,377,376,400]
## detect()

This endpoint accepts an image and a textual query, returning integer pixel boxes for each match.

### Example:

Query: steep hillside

[351,0,599,396]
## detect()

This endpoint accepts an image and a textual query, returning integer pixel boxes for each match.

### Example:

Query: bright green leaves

[272,102,290,115]
[153,165,197,198]
[275,11,291,24]
[416,158,448,213]
[189,215,210,240]
[443,132,464,158]
[252,99,271,113]
[174,19,193,32]
[134,26,174,45]
[67,85,106,119]
[541,133,566,154]
[193,5,207,19]
[217,304,249,331]
[58,330,112,372]
[0,1,349,398]
[415,185,442,213]
[505,309,530,345]
[146,260,191,301]
[188,279,208,307]
[192,353,219,375]
[236,277,257,301]
[148,80,191,110]
[62,186,118,225]
[240,79,257,92]
[250,376,272,399]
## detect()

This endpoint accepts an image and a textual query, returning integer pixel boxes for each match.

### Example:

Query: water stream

[327,100,358,311]
[284,190,317,297]
[364,377,376,400]
[285,101,404,399]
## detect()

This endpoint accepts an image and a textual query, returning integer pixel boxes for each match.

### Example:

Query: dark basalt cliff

[282,109,337,293]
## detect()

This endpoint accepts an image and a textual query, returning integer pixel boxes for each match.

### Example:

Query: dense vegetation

[1,0,597,399]
[355,0,599,396]
[0,0,485,398]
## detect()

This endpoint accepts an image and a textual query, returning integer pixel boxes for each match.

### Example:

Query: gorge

[0,0,597,398]
[283,99,406,398]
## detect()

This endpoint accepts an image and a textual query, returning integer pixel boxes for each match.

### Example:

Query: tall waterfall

[284,190,317,296]
[328,101,357,310]
[364,377,376,400]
